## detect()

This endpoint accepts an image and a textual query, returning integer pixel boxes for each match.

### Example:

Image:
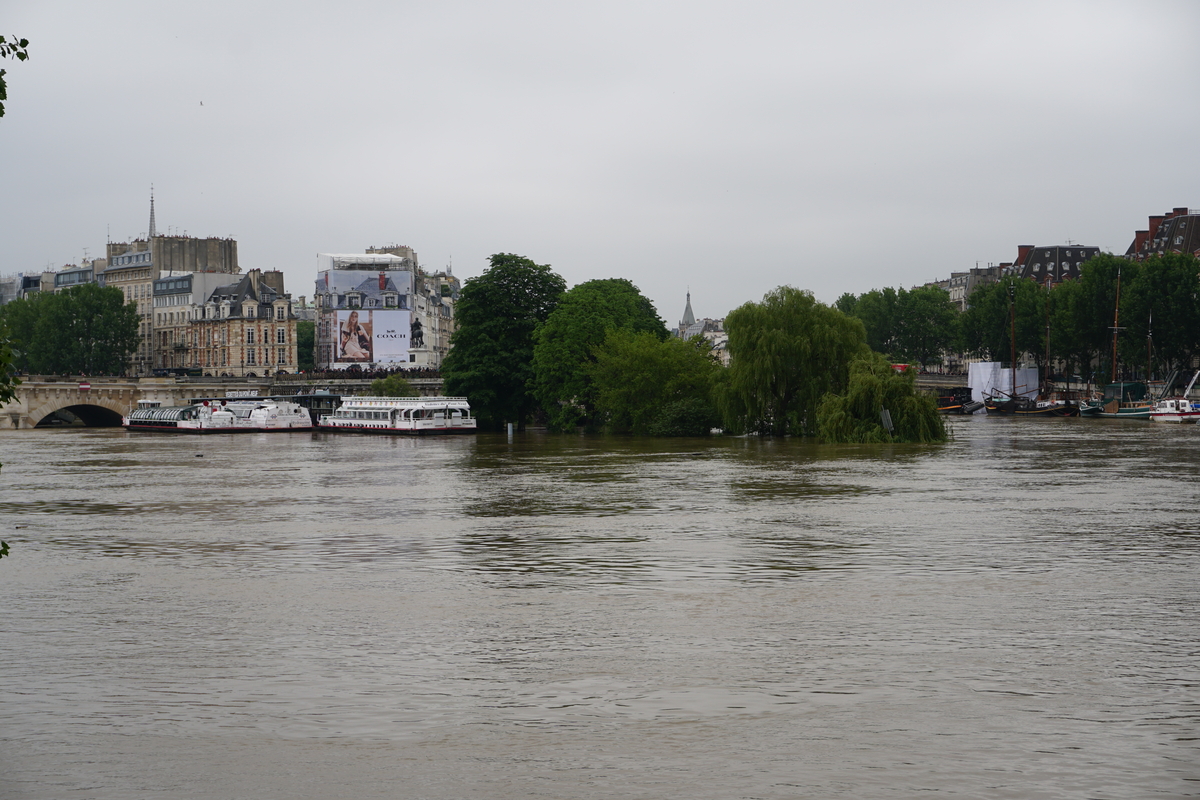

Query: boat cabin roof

[337,396,471,410]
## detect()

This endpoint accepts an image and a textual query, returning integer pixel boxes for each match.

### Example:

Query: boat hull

[316,422,477,435]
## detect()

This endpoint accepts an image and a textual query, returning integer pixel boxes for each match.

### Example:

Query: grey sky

[3,1,1198,327]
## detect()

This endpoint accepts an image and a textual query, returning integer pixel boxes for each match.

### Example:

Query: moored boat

[1149,370,1200,423]
[318,396,477,435]
[1079,381,1154,420]
[123,398,314,432]
[984,395,1080,417]
[1149,397,1200,423]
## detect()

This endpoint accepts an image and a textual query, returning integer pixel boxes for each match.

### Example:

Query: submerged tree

[816,355,946,443]
[442,254,566,430]
[532,278,667,430]
[590,330,722,435]
[721,287,867,436]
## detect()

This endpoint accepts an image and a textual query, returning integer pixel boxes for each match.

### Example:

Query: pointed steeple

[148,186,157,239]
[681,290,695,329]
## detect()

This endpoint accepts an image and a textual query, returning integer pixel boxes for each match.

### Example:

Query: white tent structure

[968,362,1039,403]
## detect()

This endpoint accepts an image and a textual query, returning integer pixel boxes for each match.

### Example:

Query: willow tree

[721,287,867,436]
[816,355,946,443]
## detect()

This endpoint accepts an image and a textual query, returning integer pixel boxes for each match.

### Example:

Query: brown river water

[0,418,1198,799]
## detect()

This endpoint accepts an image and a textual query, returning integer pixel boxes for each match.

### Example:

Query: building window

[276,306,285,320]
[277,347,287,364]
[276,328,286,344]
[246,329,255,345]
[247,349,256,366]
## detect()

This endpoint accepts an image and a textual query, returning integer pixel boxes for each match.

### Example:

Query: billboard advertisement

[334,309,410,365]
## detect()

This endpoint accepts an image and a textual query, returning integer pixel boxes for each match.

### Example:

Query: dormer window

[384,293,397,308]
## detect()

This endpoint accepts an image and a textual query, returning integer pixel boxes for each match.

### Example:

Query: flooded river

[1,418,1197,799]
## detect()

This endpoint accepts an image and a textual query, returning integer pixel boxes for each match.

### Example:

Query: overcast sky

[3,1,1198,326]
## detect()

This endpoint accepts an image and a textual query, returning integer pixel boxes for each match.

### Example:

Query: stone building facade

[191,270,298,377]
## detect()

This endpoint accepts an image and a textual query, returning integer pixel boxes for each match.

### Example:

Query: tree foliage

[816,355,946,443]
[533,278,667,431]
[590,330,722,435]
[953,254,1200,385]
[442,253,566,430]
[296,320,315,371]
[958,277,1049,366]
[368,374,417,397]
[0,34,30,119]
[1118,253,1200,376]
[0,284,140,375]
[840,285,957,366]
[721,287,868,436]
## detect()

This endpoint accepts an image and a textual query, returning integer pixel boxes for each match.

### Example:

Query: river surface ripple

[1,418,1198,799]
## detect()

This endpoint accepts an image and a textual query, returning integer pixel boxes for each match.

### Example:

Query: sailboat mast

[1110,267,1122,383]
[1009,282,1017,399]
[1044,275,1051,395]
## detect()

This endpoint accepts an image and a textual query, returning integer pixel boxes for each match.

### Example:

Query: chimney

[1149,215,1166,239]
[379,272,387,291]
[1133,230,1149,253]
[1173,207,1189,217]
[1016,245,1033,265]
[261,270,285,294]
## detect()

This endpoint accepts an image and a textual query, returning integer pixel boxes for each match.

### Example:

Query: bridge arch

[28,397,128,428]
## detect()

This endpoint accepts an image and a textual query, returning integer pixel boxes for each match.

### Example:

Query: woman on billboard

[339,310,372,361]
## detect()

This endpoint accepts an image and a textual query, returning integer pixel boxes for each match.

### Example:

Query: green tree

[1119,253,1200,378]
[0,291,43,372]
[532,278,667,431]
[368,374,418,397]
[1068,254,1132,383]
[957,278,1047,366]
[296,320,315,371]
[721,286,867,436]
[590,330,722,435]
[816,354,946,443]
[0,34,30,119]
[893,285,957,367]
[442,254,566,431]
[851,287,900,355]
[0,285,139,374]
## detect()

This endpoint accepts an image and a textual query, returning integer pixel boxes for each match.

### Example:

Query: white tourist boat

[123,398,314,432]
[1149,371,1200,424]
[318,396,477,435]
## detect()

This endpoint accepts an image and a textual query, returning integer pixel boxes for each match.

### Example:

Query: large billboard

[333,309,410,365]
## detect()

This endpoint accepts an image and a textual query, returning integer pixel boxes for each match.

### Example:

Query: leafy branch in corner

[0,34,31,119]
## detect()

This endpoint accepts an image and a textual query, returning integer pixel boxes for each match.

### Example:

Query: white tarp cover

[968,362,1039,402]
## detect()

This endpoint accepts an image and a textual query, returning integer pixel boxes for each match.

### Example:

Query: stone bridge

[0,375,444,429]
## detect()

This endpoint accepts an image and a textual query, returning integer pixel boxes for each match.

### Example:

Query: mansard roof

[1017,245,1101,283]
[1126,208,1200,259]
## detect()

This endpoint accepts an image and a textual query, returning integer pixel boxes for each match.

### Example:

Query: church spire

[681,290,695,329]
[148,186,157,239]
